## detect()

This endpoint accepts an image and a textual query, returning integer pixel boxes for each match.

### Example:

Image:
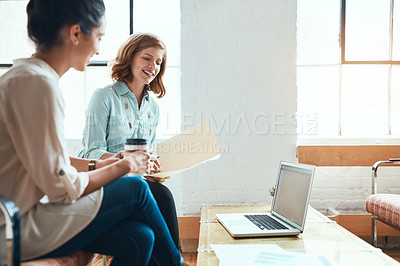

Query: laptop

[216,161,315,238]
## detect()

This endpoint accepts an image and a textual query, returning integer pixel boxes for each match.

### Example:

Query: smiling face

[130,46,164,87]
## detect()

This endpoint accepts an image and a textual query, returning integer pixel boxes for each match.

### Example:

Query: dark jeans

[146,180,180,249]
[37,176,183,266]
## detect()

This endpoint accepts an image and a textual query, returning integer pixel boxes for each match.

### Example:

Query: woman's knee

[106,221,155,263]
[102,177,153,213]
[132,224,155,254]
[123,223,154,263]
[126,176,149,189]
[147,182,175,204]
[111,176,150,197]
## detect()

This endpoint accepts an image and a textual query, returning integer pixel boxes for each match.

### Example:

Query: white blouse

[0,58,102,261]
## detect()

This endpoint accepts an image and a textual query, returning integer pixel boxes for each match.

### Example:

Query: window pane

[91,0,130,62]
[0,1,35,64]
[345,0,390,61]
[391,66,400,134]
[297,0,340,65]
[61,67,113,140]
[133,0,181,136]
[133,0,180,66]
[84,66,113,106]
[341,65,388,135]
[392,0,400,60]
[0,0,181,140]
[297,66,339,136]
[59,70,85,140]
[0,69,7,78]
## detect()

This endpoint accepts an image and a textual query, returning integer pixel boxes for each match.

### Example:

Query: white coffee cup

[124,138,149,176]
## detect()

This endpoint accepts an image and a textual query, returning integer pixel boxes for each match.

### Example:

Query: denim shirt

[80,81,159,159]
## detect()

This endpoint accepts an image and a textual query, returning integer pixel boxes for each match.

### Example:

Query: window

[0,0,180,140]
[132,0,181,138]
[0,0,35,64]
[297,0,400,140]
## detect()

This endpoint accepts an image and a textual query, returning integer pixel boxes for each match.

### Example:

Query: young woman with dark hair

[0,0,185,265]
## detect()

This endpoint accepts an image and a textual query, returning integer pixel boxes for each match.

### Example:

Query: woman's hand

[146,176,166,184]
[146,175,171,184]
[110,150,162,175]
[144,153,168,183]
[122,150,152,174]
[111,150,128,159]
[150,157,161,173]
[83,151,153,195]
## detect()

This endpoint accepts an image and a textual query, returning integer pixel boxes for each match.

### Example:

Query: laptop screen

[272,164,313,227]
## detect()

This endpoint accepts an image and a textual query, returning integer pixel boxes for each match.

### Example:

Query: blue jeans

[37,176,183,266]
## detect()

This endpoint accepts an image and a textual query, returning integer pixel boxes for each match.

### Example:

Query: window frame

[0,0,182,140]
[339,0,398,136]
[297,0,400,141]
[0,0,134,68]
[340,0,400,64]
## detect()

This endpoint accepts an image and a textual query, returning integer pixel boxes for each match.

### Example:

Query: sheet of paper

[151,121,221,178]
[211,244,331,266]
[212,244,283,266]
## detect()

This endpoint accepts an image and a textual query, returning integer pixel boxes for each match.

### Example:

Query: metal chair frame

[0,197,20,266]
[371,160,400,247]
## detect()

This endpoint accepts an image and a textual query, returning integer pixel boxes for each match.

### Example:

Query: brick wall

[178,0,298,215]
[311,167,400,214]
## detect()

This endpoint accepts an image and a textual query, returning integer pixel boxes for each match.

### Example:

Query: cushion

[366,194,400,228]
[21,251,95,266]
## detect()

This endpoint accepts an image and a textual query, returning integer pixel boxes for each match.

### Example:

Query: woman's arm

[99,152,115,159]
[70,156,120,172]
[82,151,151,195]
[2,75,91,203]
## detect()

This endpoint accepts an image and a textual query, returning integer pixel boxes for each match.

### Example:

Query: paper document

[211,244,331,266]
[151,121,221,178]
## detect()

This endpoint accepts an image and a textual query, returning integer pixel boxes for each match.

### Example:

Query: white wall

[311,166,400,214]
[177,0,298,215]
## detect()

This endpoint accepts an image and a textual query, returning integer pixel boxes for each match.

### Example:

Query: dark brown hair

[27,0,105,50]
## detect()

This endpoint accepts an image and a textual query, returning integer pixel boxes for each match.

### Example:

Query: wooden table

[197,204,399,265]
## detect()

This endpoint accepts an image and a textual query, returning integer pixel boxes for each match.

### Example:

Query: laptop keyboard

[245,214,288,230]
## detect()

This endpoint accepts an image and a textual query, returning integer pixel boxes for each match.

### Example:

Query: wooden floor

[383,248,400,263]
[182,252,197,265]
[91,253,197,265]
